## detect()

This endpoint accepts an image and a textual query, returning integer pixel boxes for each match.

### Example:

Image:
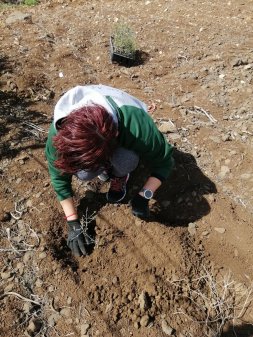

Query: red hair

[53,105,117,173]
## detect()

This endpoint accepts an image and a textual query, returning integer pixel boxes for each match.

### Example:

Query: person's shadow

[148,148,217,225]
[77,148,217,255]
[221,322,253,337]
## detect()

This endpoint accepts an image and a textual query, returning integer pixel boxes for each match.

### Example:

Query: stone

[214,227,226,234]
[201,231,209,236]
[6,12,32,25]
[134,321,140,329]
[188,222,196,236]
[240,173,251,180]
[207,194,215,203]
[140,315,150,327]
[158,122,177,133]
[180,93,193,103]
[60,307,71,317]
[23,302,32,313]
[218,166,230,179]
[209,136,221,144]
[1,271,12,280]
[23,251,34,263]
[161,319,174,335]
[4,283,14,292]
[27,319,42,333]
[48,313,60,327]
[81,323,90,335]
[38,252,47,260]
[244,64,253,70]
[26,200,33,207]
[135,218,143,227]
[222,134,232,142]
[35,279,43,288]
[138,291,150,310]
[112,276,119,285]
[231,58,248,67]
[168,133,181,141]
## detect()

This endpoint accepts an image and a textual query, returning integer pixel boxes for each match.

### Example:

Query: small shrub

[23,0,38,6]
[112,23,136,58]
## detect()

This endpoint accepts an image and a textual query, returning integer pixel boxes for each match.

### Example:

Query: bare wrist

[64,213,78,221]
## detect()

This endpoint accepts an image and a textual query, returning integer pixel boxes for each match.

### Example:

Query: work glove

[130,194,150,219]
[67,220,92,256]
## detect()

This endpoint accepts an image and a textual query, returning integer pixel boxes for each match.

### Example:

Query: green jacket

[45,93,174,201]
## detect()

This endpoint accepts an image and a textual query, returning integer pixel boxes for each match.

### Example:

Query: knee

[76,170,96,181]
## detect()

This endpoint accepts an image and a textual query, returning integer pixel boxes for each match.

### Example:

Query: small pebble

[140,315,150,327]
[4,283,14,292]
[35,279,43,288]
[23,302,32,313]
[81,323,90,335]
[1,271,12,280]
[23,251,34,263]
[60,307,71,317]
[138,291,149,310]
[48,313,60,327]
[38,252,47,260]
[135,218,143,226]
[161,319,174,335]
[214,227,226,234]
[188,222,196,236]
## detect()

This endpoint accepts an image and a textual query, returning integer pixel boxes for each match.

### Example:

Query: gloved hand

[130,194,150,219]
[67,220,92,256]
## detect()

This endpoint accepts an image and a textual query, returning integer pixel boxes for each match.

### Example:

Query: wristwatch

[140,188,154,200]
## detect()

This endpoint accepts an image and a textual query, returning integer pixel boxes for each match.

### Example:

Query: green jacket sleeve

[117,106,174,180]
[45,123,73,201]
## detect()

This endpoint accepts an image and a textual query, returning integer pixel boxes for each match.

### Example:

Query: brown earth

[1,0,253,336]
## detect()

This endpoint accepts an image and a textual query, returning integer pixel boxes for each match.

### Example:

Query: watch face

[144,189,153,199]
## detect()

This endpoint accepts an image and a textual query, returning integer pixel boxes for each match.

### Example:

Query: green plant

[112,23,136,57]
[23,0,38,6]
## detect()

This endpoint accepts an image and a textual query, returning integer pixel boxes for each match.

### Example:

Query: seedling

[110,23,136,64]
[23,0,38,6]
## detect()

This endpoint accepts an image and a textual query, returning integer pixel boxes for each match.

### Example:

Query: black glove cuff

[133,193,149,206]
[67,219,81,230]
[67,219,80,225]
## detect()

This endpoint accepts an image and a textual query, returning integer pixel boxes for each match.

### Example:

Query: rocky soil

[1,0,253,337]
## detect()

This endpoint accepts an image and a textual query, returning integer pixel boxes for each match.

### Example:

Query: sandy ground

[1,0,253,336]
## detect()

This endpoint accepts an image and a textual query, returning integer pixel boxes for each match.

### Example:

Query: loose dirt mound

[1,1,253,336]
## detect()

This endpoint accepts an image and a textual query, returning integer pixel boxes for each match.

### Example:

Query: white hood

[54,84,147,129]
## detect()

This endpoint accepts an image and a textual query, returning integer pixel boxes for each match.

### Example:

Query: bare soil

[1,1,253,336]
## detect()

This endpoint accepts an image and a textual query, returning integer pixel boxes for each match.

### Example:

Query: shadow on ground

[0,90,49,159]
[76,147,217,230]
[221,322,253,337]
[152,148,217,225]
[127,148,217,226]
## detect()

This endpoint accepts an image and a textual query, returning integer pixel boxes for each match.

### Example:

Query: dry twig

[169,267,253,337]
[0,291,41,306]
